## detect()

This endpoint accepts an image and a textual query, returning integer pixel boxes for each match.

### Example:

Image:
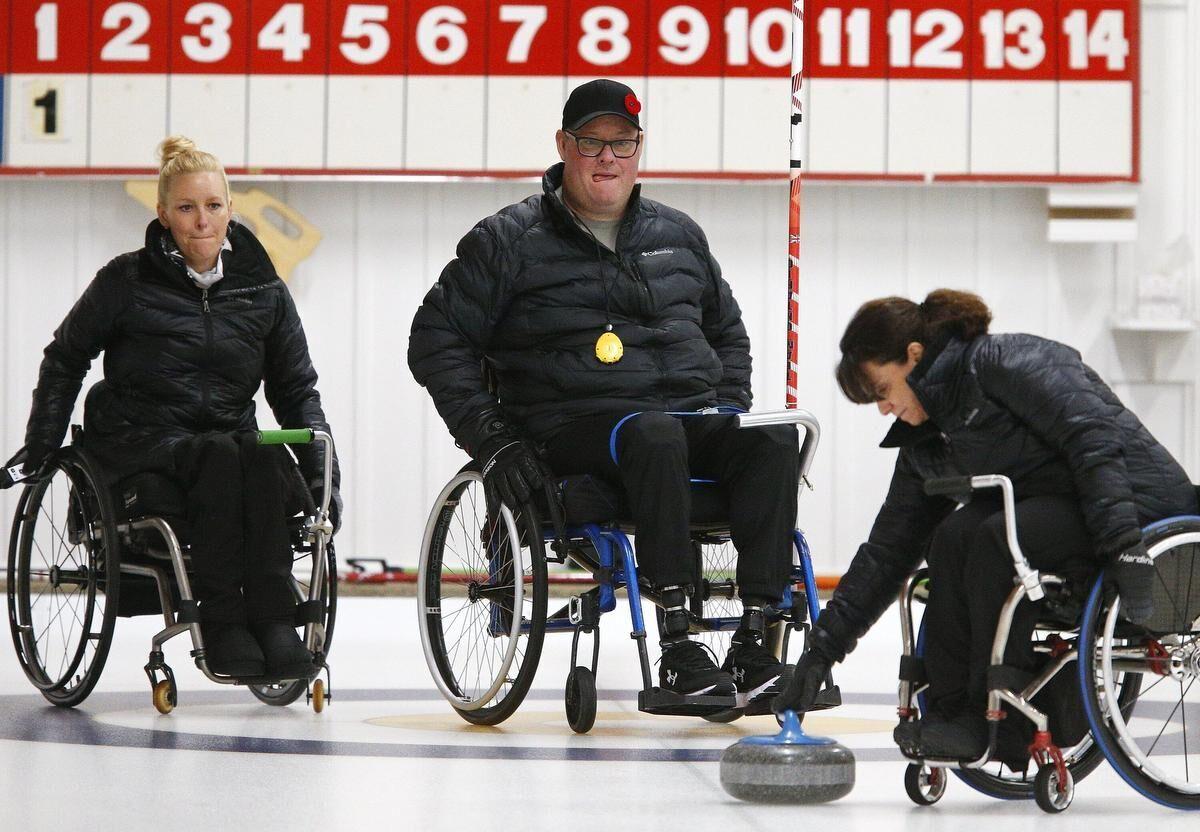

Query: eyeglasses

[565,131,642,158]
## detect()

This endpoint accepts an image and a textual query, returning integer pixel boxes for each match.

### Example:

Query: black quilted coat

[811,333,1197,662]
[408,163,752,455]
[23,219,338,486]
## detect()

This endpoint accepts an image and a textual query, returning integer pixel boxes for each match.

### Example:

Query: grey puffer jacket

[23,219,338,487]
[811,332,1197,662]
[408,163,751,455]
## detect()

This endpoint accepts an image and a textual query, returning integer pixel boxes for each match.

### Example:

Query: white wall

[2,2,1197,575]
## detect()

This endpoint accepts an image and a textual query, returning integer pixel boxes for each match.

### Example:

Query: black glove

[2,444,51,489]
[1110,541,1155,626]
[772,645,833,715]
[479,438,547,508]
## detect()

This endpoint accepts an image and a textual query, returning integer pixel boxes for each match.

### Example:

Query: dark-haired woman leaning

[774,289,1197,761]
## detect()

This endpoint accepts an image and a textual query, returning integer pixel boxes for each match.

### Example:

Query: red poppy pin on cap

[562,79,643,130]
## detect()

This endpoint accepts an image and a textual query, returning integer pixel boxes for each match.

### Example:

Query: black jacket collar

[878,335,974,448]
[143,218,277,290]
[541,162,643,242]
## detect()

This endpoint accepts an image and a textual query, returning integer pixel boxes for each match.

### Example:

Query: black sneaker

[722,638,790,714]
[250,619,317,679]
[920,714,989,761]
[202,623,266,677]
[659,640,736,696]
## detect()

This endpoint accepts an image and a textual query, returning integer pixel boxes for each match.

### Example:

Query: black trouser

[172,433,296,625]
[922,494,1097,718]
[543,412,800,602]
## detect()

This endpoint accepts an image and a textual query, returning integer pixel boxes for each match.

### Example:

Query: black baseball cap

[562,79,642,131]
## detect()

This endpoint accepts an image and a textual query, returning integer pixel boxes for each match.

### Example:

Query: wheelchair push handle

[923,473,1044,602]
[256,428,336,527]
[735,408,821,489]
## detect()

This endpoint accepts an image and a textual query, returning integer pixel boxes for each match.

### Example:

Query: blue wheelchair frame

[490,408,829,711]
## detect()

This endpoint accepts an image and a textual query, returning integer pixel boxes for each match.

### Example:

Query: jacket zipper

[201,288,213,422]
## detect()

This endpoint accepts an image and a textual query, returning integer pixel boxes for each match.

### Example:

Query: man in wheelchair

[5,136,341,682]
[409,79,799,711]
[776,289,1199,762]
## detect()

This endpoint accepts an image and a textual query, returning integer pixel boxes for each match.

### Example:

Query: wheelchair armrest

[736,409,821,488]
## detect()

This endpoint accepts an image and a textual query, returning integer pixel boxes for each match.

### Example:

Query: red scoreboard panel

[0,0,1139,179]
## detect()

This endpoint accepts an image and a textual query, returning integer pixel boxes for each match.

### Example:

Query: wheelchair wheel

[1080,518,1200,810]
[691,536,741,659]
[249,539,338,707]
[6,448,120,707]
[418,468,548,726]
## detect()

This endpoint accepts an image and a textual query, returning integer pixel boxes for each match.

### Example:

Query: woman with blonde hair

[775,288,1196,762]
[7,136,341,677]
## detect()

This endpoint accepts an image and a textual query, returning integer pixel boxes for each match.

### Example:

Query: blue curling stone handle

[740,710,837,747]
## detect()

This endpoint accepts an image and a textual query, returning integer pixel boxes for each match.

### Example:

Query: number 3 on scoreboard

[23,80,65,142]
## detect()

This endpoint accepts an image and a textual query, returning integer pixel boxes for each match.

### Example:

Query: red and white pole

[785,1,806,408]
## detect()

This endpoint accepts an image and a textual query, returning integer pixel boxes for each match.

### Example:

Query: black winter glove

[1110,541,1155,626]
[479,438,547,508]
[2,445,51,489]
[772,644,834,715]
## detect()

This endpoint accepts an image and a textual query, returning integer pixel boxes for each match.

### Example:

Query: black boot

[251,618,316,679]
[201,623,266,677]
[919,713,989,760]
[722,605,789,714]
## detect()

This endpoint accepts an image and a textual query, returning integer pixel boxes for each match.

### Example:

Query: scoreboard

[0,0,1137,179]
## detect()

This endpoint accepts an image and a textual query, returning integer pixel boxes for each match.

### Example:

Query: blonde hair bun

[155,135,229,204]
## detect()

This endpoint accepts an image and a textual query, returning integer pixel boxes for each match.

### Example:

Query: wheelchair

[4,427,337,714]
[897,474,1200,813]
[417,409,840,733]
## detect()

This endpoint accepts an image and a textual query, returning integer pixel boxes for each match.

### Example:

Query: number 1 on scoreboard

[23,80,66,141]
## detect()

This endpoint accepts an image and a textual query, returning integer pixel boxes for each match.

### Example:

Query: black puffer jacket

[408,163,751,454]
[812,333,1197,662]
[24,219,338,486]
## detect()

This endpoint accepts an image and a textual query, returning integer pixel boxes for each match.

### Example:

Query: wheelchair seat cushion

[119,471,188,522]
[555,474,729,527]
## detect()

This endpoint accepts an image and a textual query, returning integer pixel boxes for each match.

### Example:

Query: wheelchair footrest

[638,687,737,716]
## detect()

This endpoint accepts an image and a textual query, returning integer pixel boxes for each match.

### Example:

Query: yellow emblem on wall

[124,181,321,282]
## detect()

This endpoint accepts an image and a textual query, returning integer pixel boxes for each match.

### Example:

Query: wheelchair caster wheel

[1034,765,1073,813]
[904,763,946,805]
[565,666,597,734]
[152,680,176,715]
[311,679,326,714]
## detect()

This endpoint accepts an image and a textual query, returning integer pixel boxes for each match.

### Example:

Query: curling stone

[719,710,855,804]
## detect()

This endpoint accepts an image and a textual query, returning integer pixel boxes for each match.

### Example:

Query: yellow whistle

[596,331,624,364]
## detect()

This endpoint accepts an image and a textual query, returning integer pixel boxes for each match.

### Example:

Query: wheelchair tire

[249,540,338,707]
[565,666,597,734]
[6,447,121,708]
[1079,517,1200,810]
[419,468,548,726]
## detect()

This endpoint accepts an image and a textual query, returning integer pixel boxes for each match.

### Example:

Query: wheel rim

[1094,531,1200,796]
[10,456,115,698]
[418,471,532,711]
[694,537,741,658]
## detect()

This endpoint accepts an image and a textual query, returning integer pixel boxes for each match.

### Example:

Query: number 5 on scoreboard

[22,79,67,142]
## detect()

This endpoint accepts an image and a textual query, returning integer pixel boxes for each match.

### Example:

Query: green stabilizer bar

[257,429,313,446]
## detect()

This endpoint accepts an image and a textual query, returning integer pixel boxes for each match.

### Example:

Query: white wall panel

[485,77,566,171]
[405,76,486,170]
[720,77,790,173]
[247,76,326,168]
[168,76,249,168]
[325,76,406,168]
[807,79,886,174]
[1059,81,1133,177]
[89,75,168,167]
[887,81,968,176]
[644,77,721,172]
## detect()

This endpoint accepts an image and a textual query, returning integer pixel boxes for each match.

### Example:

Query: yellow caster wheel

[311,679,326,714]
[152,680,176,714]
